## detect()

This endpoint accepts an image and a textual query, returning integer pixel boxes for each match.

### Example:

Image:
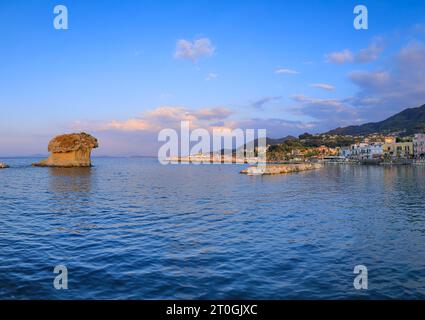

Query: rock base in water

[241,163,323,175]
[33,132,98,168]
[33,153,93,167]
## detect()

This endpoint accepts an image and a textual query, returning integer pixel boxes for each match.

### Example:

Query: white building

[350,143,368,159]
[368,143,384,159]
[349,143,383,160]
[340,147,352,158]
[413,133,425,159]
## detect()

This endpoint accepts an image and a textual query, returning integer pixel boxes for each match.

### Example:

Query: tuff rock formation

[0,162,9,169]
[33,132,99,167]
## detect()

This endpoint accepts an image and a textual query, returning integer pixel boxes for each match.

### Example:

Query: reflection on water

[48,167,95,217]
[48,167,93,193]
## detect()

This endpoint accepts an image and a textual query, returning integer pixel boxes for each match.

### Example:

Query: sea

[1,157,425,299]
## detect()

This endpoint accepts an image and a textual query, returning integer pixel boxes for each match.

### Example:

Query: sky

[1,0,425,156]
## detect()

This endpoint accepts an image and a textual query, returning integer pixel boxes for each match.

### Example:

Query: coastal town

[298,133,425,165]
[170,132,425,166]
[242,132,425,175]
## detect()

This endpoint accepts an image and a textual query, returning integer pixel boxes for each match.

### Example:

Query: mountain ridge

[325,103,425,136]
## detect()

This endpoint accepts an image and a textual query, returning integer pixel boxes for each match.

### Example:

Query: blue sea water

[1,157,425,299]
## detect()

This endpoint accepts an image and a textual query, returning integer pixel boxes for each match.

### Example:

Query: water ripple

[1,158,425,299]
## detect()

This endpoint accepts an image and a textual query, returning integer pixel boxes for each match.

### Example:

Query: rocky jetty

[241,163,323,175]
[33,132,99,167]
[0,162,9,169]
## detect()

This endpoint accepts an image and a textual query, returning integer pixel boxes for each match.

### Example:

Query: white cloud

[289,41,425,128]
[205,73,218,81]
[275,68,299,75]
[290,94,359,125]
[105,119,156,132]
[325,49,354,64]
[174,37,215,61]
[326,38,384,64]
[347,41,425,116]
[355,37,385,63]
[349,71,391,89]
[75,106,234,133]
[250,96,282,109]
[291,95,350,111]
[311,83,335,91]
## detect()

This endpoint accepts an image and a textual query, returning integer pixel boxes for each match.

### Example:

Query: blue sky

[1,0,425,156]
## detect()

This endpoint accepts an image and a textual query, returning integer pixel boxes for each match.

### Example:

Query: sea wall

[240,163,323,175]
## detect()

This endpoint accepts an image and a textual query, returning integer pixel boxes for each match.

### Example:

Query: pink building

[413,133,425,159]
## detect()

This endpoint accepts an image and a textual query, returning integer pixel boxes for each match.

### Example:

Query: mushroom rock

[33,132,99,167]
[0,162,9,169]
